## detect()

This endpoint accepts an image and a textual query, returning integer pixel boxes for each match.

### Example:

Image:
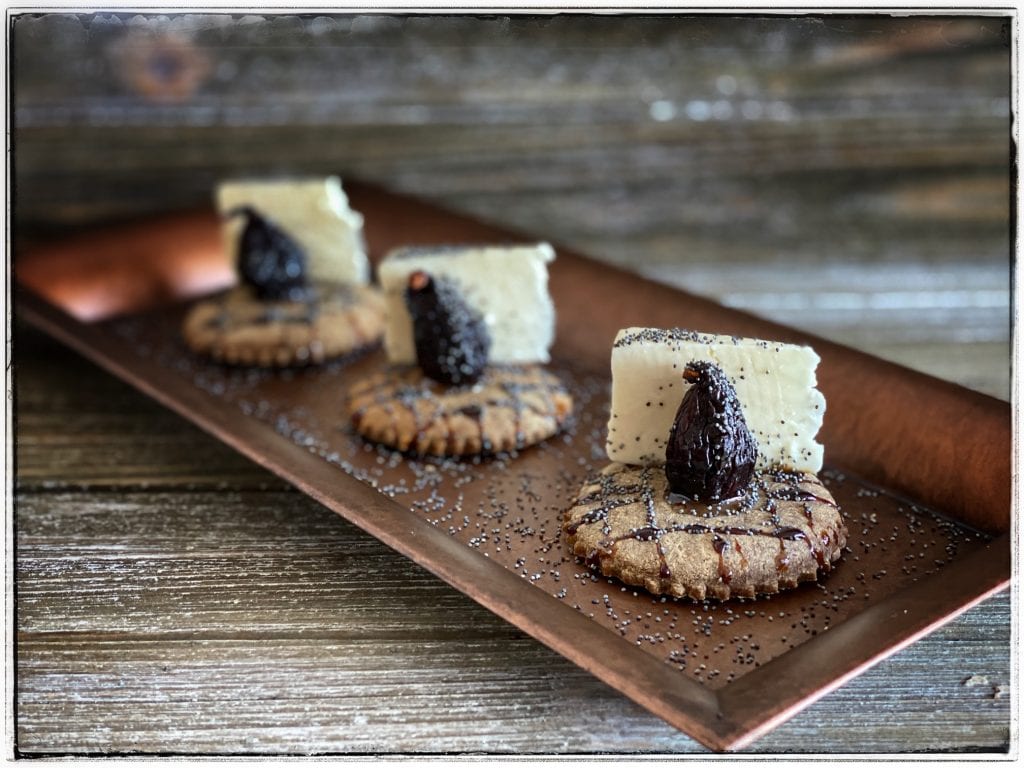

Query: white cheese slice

[216,177,369,285]
[607,327,826,472]
[378,244,556,365]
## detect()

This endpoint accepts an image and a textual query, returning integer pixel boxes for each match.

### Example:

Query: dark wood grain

[11,10,1012,755]
[12,313,1011,754]
[11,13,1011,402]
[13,482,1012,754]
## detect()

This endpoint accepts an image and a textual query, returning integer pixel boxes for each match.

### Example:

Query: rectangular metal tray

[15,181,1011,751]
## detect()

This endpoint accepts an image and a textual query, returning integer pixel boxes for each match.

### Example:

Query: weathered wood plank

[12,13,1010,406]
[14,324,285,491]
[11,11,1012,754]
[11,324,1012,753]
[12,13,1011,266]
[14,611,1012,755]
[15,486,1011,754]
[12,16,1010,107]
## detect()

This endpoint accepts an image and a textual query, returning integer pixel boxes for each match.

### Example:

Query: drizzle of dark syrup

[570,465,837,588]
[768,486,837,508]
[350,367,567,455]
[712,536,731,584]
[775,538,790,572]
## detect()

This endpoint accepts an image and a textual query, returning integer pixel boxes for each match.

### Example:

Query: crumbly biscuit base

[182,284,386,367]
[564,463,847,601]
[347,365,573,457]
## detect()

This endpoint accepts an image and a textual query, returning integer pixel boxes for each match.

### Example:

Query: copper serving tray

[15,182,1011,752]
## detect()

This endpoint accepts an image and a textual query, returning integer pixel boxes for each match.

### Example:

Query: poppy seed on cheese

[606,327,826,472]
[217,177,369,286]
[378,243,556,365]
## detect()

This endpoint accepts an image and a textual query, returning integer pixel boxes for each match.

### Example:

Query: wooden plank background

[12,11,1013,755]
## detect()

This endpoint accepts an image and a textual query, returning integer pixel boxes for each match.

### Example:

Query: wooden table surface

[12,12,1013,756]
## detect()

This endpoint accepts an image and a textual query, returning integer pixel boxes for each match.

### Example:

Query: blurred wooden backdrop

[12,11,1012,397]
[11,12,1014,756]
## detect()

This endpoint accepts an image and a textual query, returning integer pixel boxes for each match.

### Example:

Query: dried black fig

[665,360,757,501]
[230,206,308,301]
[405,271,491,385]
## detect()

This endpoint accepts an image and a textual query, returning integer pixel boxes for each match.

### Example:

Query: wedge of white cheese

[217,177,369,285]
[378,243,556,365]
[607,327,826,472]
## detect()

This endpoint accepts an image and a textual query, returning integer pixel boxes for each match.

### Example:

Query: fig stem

[408,270,431,292]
